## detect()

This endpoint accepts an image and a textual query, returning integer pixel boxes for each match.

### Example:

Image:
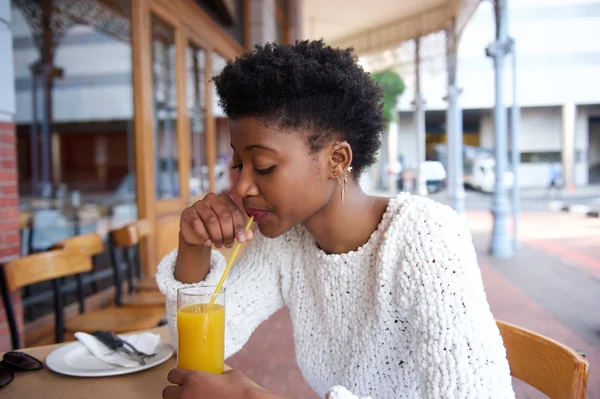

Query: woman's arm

[404,203,515,398]
[156,231,286,358]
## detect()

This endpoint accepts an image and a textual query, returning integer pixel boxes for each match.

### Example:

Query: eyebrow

[230,143,278,153]
[246,144,278,153]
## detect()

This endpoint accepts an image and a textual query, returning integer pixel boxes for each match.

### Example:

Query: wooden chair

[0,248,164,349]
[109,220,164,307]
[497,320,589,399]
[53,232,105,313]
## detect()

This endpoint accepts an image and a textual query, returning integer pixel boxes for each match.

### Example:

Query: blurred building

[0,0,300,349]
[396,0,600,187]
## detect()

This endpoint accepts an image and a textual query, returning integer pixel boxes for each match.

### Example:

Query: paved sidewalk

[227,211,600,398]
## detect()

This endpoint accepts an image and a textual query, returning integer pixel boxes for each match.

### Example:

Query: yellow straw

[209,216,254,305]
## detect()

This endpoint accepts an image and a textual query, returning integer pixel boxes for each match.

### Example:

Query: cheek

[274,166,329,211]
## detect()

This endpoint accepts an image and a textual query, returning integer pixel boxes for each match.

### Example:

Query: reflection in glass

[187,44,207,197]
[11,0,137,322]
[151,15,179,199]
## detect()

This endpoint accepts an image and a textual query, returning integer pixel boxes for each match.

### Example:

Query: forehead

[229,117,308,152]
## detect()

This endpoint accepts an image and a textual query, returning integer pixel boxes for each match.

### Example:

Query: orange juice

[177,303,225,374]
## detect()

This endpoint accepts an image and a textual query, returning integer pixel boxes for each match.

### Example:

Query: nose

[235,168,259,198]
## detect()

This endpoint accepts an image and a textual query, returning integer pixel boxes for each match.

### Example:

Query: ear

[328,141,353,179]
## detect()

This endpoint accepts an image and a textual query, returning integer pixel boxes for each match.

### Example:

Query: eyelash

[231,164,276,176]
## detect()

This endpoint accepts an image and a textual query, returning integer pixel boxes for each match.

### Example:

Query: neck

[302,182,389,254]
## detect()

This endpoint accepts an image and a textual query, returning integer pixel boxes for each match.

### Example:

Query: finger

[224,368,244,379]
[246,223,258,241]
[167,368,195,385]
[195,205,224,247]
[162,385,183,399]
[210,201,236,248]
[221,196,247,243]
[181,208,211,246]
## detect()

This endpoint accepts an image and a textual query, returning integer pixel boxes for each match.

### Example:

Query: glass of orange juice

[176,286,225,374]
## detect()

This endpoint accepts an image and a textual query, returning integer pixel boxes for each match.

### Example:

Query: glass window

[520,152,562,163]
[187,44,208,197]
[212,53,233,194]
[151,15,179,199]
[12,0,136,323]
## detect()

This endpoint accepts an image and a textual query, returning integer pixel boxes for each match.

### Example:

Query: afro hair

[213,40,386,175]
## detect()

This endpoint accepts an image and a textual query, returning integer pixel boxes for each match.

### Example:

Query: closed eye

[255,166,276,175]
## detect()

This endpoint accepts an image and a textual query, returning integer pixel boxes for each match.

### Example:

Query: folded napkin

[74,332,160,368]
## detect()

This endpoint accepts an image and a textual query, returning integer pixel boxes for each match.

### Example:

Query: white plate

[45,339,174,377]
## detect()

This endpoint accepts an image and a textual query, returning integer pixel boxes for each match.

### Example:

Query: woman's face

[229,117,336,238]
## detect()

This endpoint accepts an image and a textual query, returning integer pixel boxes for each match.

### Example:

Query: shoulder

[386,194,476,281]
[386,193,466,241]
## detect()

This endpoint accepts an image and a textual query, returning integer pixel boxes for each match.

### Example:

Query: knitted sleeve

[155,232,285,359]
[402,202,515,398]
[325,386,372,399]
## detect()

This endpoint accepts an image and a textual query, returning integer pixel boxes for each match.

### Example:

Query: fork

[93,331,156,365]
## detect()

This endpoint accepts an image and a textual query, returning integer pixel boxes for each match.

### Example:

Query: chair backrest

[111,223,140,248]
[54,233,105,257]
[108,220,151,306]
[53,233,106,315]
[136,219,152,238]
[497,320,589,399]
[2,249,93,293]
[111,219,152,248]
[0,249,93,348]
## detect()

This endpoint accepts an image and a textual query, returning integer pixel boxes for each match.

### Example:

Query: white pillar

[561,103,576,191]
[387,119,399,194]
[250,0,277,45]
[487,0,512,258]
[0,0,15,123]
[414,38,428,196]
[445,21,465,214]
[446,86,464,213]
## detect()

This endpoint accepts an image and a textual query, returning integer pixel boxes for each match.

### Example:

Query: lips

[244,208,269,223]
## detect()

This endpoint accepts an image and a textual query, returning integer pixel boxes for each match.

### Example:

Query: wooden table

[2,326,176,398]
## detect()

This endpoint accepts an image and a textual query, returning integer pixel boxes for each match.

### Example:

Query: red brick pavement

[226,211,599,398]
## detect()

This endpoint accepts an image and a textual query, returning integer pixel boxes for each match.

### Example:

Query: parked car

[397,161,447,194]
[464,157,514,193]
[421,161,447,193]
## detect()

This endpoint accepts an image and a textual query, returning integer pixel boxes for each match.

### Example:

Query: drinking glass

[176,286,225,374]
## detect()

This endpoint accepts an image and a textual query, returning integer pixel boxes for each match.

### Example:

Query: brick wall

[0,121,23,351]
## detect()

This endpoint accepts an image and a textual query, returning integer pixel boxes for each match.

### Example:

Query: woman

[158,40,515,399]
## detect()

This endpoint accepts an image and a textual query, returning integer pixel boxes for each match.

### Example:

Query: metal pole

[510,39,520,251]
[30,67,40,196]
[446,22,465,214]
[40,2,54,192]
[40,64,51,189]
[414,37,428,196]
[486,0,512,257]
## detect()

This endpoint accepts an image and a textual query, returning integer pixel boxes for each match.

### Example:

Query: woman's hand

[181,193,254,249]
[162,368,258,399]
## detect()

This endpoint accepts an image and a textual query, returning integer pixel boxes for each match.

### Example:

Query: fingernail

[204,240,212,246]
[237,229,246,242]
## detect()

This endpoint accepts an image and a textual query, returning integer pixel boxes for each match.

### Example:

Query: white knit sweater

[156,194,515,399]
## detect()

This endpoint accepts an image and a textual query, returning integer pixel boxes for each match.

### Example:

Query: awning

[302,0,477,56]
